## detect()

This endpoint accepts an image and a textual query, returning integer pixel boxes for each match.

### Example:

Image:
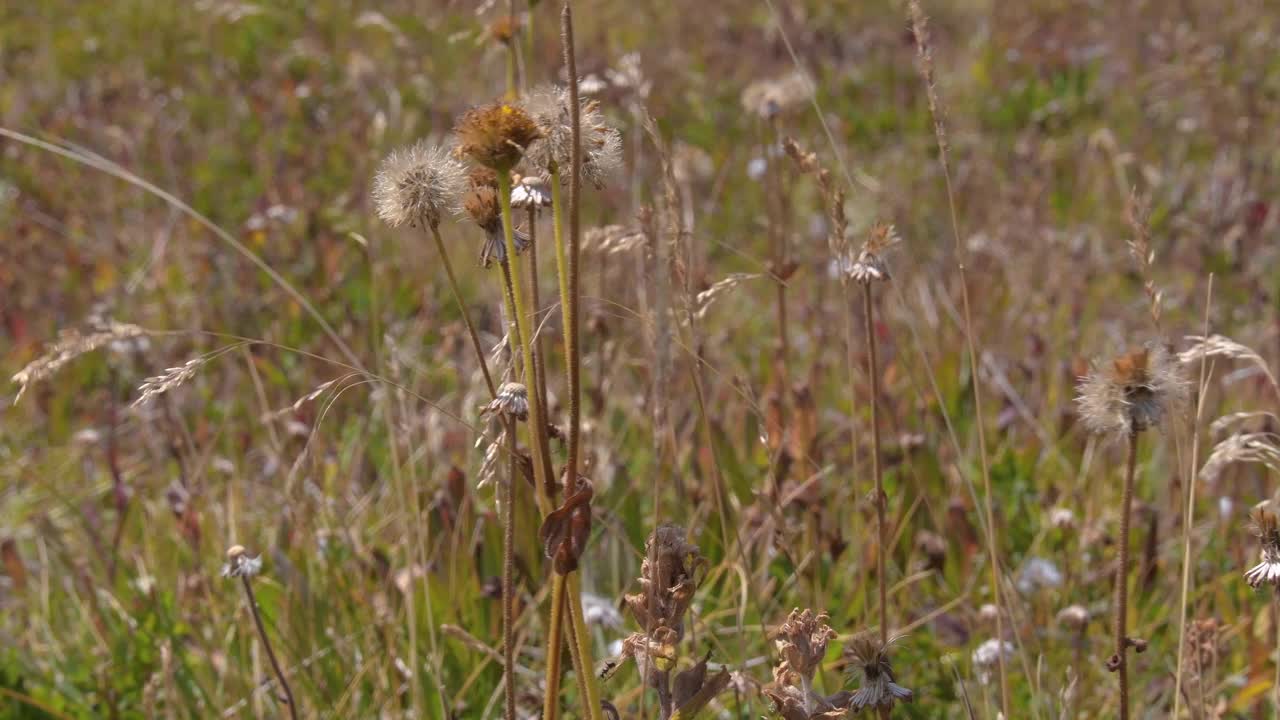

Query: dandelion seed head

[482,382,530,422]
[1246,506,1280,590]
[1076,343,1188,437]
[849,222,899,284]
[372,141,466,229]
[522,85,622,187]
[845,633,913,712]
[221,545,263,578]
[741,71,814,120]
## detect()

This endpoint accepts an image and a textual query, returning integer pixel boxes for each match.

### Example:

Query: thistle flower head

[221,545,263,578]
[481,382,529,422]
[522,85,622,188]
[845,633,913,712]
[848,222,899,284]
[372,141,466,229]
[1246,505,1280,590]
[774,608,837,684]
[454,102,542,172]
[1076,343,1187,437]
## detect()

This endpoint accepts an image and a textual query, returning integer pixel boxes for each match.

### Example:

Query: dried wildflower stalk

[1076,345,1185,720]
[764,609,857,719]
[616,526,726,720]
[906,3,1008,711]
[224,546,299,720]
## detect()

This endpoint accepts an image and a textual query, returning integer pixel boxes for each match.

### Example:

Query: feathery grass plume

[1200,432,1280,484]
[463,185,529,267]
[454,102,541,172]
[11,321,145,402]
[522,84,622,187]
[1246,505,1280,590]
[1076,344,1188,438]
[740,71,813,120]
[1179,334,1280,396]
[224,545,299,720]
[372,141,466,229]
[481,382,530,422]
[845,632,913,713]
[133,355,211,407]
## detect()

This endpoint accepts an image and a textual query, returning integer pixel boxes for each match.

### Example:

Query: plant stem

[429,224,497,398]
[1115,431,1139,720]
[503,417,518,720]
[239,576,299,720]
[565,572,604,720]
[863,281,888,645]
[496,172,553,511]
[526,209,557,486]
[560,1,583,486]
[542,576,567,720]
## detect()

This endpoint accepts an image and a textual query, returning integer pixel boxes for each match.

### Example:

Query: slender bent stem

[240,576,299,720]
[1115,431,1139,720]
[863,281,888,645]
[428,224,497,397]
[549,169,578,474]
[503,418,518,720]
[496,173,552,513]
[566,572,604,720]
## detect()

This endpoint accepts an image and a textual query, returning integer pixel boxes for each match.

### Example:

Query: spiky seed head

[845,633,913,711]
[1246,505,1280,590]
[454,102,541,172]
[372,141,466,229]
[1076,343,1187,437]
[482,382,529,422]
[849,222,899,284]
[522,85,622,188]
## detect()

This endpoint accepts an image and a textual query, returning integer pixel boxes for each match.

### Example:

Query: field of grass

[4,1,1280,718]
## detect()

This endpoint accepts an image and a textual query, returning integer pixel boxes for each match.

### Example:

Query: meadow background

[3,0,1280,717]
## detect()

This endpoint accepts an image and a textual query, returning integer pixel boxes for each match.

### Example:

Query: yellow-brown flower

[454,102,542,172]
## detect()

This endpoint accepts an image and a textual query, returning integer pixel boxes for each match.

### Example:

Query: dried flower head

[1076,343,1187,437]
[221,545,263,578]
[481,382,529,422]
[538,475,593,574]
[454,102,542,172]
[741,71,814,119]
[1246,505,1280,590]
[468,165,501,190]
[762,682,852,720]
[522,85,622,187]
[848,222,899,284]
[1056,604,1090,631]
[463,186,529,267]
[623,525,706,641]
[373,141,466,229]
[511,174,552,210]
[845,633,913,712]
[774,609,837,685]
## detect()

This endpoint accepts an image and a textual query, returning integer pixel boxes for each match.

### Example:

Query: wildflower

[848,222,899,284]
[1049,506,1077,531]
[510,174,552,210]
[1076,344,1188,437]
[1016,557,1064,594]
[372,141,466,229]
[221,545,263,578]
[481,382,529,422]
[972,638,1013,685]
[774,609,837,685]
[1245,505,1280,590]
[522,85,622,188]
[454,102,541,172]
[741,71,814,119]
[845,632,913,712]
[463,186,529,267]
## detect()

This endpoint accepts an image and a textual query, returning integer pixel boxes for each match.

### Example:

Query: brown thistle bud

[463,186,529,267]
[454,102,541,172]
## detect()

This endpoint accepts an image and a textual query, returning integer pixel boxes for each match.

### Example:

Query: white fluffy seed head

[522,85,622,188]
[373,141,466,229]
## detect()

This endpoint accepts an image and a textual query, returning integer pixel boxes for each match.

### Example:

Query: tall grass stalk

[1173,274,1213,719]
[907,2,1009,712]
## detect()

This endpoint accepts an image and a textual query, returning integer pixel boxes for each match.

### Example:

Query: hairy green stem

[1114,431,1139,720]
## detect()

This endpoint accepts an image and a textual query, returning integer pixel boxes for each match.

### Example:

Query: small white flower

[1049,507,1076,530]
[1016,557,1064,594]
[972,639,1013,685]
